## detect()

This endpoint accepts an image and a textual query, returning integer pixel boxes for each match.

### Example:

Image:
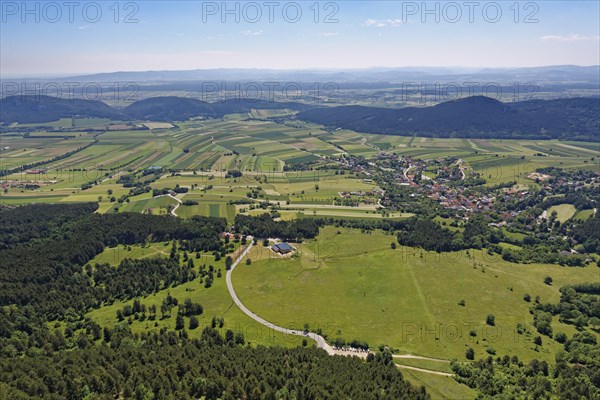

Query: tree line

[0,326,429,400]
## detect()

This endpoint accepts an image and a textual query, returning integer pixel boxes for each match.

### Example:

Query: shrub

[466,347,475,360]
[554,332,567,343]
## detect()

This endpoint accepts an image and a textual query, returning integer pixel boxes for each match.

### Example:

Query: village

[332,151,599,232]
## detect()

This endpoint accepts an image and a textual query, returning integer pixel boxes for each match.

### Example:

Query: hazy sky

[1,1,599,77]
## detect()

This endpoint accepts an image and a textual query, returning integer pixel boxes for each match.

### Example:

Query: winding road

[225,242,454,375]
[226,242,335,353]
[169,194,182,216]
[154,193,182,216]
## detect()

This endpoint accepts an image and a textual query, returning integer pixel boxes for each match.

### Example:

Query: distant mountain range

[0,96,311,124]
[297,96,600,141]
[2,95,598,141]
[9,65,600,85]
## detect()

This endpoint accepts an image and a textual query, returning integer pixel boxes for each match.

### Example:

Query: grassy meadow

[233,226,599,362]
[85,243,306,349]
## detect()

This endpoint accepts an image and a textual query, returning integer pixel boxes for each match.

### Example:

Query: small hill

[124,96,217,121]
[297,96,600,141]
[1,95,314,124]
[0,95,125,124]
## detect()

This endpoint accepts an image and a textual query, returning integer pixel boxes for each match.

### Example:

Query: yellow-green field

[547,203,578,223]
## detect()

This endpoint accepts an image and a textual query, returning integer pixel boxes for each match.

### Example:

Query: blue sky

[1,1,599,77]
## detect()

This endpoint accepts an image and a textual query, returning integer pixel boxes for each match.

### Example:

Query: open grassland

[86,243,306,348]
[547,204,578,223]
[90,243,172,266]
[573,208,596,222]
[234,226,599,362]
[399,368,476,400]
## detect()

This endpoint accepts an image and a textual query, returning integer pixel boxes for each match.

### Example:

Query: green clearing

[573,209,595,222]
[399,368,476,400]
[547,204,577,223]
[90,243,171,266]
[86,243,306,348]
[234,226,599,362]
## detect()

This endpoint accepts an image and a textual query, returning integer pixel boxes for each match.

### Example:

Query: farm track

[153,193,182,216]
[395,364,454,377]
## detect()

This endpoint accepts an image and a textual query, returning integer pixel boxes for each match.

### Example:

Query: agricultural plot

[292,208,413,219]
[117,195,178,214]
[249,108,295,118]
[0,133,95,170]
[0,191,69,205]
[233,227,599,362]
[176,201,237,222]
[267,176,379,204]
[72,118,113,127]
[165,119,371,171]
[14,118,73,129]
[4,114,598,222]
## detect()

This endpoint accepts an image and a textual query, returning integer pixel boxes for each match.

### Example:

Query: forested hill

[0,95,126,123]
[297,96,600,141]
[0,95,312,123]
[0,203,429,399]
[124,96,312,121]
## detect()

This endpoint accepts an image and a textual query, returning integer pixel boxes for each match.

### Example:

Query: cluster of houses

[338,189,383,204]
[421,183,495,212]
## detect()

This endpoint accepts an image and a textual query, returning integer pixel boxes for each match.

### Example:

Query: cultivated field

[3,117,598,219]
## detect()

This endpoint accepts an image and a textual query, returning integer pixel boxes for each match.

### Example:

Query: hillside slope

[0,96,126,123]
[1,96,313,123]
[297,96,600,141]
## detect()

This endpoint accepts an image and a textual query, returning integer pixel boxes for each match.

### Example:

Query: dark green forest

[297,96,600,141]
[0,204,428,400]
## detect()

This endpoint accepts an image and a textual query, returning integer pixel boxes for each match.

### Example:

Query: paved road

[225,242,335,354]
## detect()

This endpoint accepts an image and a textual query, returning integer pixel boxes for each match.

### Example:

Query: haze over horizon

[2,1,599,77]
